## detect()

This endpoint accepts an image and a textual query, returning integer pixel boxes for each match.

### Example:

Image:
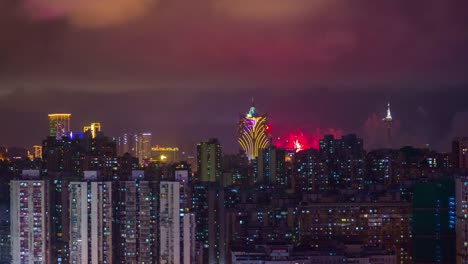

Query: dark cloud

[1,0,468,88]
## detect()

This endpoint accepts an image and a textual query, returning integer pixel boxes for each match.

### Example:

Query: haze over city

[1,0,468,152]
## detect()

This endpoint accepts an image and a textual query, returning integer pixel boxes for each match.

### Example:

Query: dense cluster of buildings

[0,104,468,263]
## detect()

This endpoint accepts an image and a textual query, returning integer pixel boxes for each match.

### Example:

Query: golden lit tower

[48,113,71,139]
[238,99,271,160]
[32,145,42,159]
[382,102,393,147]
[83,122,102,138]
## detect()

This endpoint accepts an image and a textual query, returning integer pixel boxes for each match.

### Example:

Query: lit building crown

[238,99,271,160]
[247,105,257,118]
[83,122,101,138]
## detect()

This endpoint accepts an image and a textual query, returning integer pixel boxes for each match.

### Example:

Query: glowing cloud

[23,0,157,28]
[215,0,337,22]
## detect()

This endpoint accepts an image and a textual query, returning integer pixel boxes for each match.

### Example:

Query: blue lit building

[412,178,456,263]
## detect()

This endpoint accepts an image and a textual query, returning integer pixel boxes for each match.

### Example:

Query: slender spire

[383,102,392,123]
[252,96,255,107]
[382,102,393,148]
[386,102,392,121]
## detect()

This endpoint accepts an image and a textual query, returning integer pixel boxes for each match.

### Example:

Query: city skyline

[2,107,468,263]
[2,1,468,264]
[1,96,468,155]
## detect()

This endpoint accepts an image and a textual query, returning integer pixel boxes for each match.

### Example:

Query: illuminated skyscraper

[32,145,42,159]
[238,100,271,160]
[83,123,101,138]
[382,103,393,147]
[49,114,71,139]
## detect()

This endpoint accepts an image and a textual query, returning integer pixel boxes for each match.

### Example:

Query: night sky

[1,0,468,153]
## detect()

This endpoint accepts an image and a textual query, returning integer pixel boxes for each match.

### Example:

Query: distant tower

[136,133,152,166]
[382,102,393,147]
[238,99,271,160]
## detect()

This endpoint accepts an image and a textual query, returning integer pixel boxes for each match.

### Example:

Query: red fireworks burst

[275,129,343,151]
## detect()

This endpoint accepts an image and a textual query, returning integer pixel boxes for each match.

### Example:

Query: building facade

[10,180,50,264]
[159,181,196,264]
[69,181,113,264]
[115,180,157,263]
[456,175,468,264]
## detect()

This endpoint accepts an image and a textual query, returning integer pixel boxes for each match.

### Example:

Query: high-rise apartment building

[81,134,118,180]
[453,137,468,169]
[315,134,366,189]
[48,114,71,139]
[159,181,196,264]
[137,133,152,165]
[159,181,181,263]
[115,179,158,263]
[42,136,83,176]
[10,180,51,264]
[192,183,227,263]
[238,100,271,160]
[456,175,468,264]
[413,178,455,263]
[196,138,222,183]
[117,133,136,156]
[50,178,72,264]
[69,181,113,264]
[256,147,287,186]
[194,139,227,263]
[294,148,323,192]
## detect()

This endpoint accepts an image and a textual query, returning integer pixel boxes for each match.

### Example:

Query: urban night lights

[1,2,468,264]
[0,101,467,264]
